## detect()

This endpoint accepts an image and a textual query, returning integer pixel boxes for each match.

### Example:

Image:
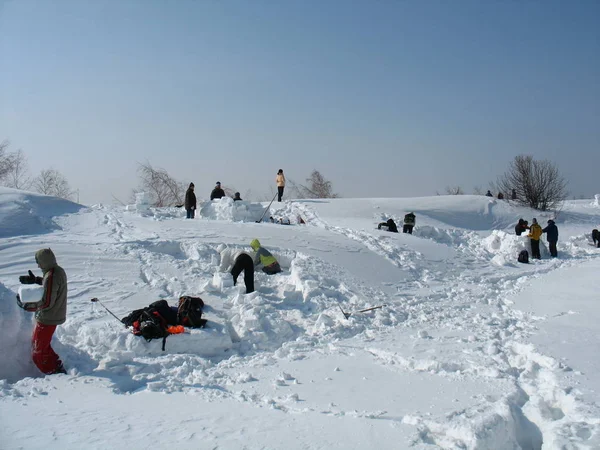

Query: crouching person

[218,244,255,294]
[17,248,67,375]
[250,239,281,274]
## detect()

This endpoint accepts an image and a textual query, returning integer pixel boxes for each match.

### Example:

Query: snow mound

[0,282,37,382]
[0,187,84,238]
[199,197,266,222]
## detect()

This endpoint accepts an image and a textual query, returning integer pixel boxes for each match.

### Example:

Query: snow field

[1,190,600,449]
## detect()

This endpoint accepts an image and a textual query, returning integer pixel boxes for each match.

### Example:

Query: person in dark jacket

[593,229,600,248]
[378,218,398,233]
[542,220,559,257]
[17,249,68,375]
[497,192,504,200]
[210,182,225,200]
[184,182,196,219]
[485,190,493,197]
[233,192,242,201]
[515,219,527,236]
[403,212,416,234]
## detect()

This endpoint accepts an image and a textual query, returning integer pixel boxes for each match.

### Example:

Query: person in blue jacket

[542,219,559,257]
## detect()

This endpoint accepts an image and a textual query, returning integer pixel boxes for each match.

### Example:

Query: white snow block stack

[212,272,234,291]
[18,285,44,302]
[126,192,150,213]
[199,197,266,222]
[594,194,600,207]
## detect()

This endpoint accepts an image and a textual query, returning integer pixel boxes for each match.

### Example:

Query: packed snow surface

[1,190,599,449]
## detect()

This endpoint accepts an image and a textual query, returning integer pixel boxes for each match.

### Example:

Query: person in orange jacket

[528,218,543,259]
[276,169,285,202]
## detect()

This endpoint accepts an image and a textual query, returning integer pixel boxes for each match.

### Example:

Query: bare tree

[3,149,31,190]
[496,155,568,211]
[288,170,339,199]
[33,169,74,200]
[136,162,185,207]
[445,186,464,195]
[0,140,16,183]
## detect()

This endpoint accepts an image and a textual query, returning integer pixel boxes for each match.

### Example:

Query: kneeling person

[250,239,281,274]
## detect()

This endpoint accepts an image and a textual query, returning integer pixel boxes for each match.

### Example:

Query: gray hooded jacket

[26,249,68,325]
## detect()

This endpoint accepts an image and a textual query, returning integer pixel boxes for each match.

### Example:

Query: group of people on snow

[378,212,416,234]
[486,189,517,200]
[515,217,559,260]
[184,169,286,219]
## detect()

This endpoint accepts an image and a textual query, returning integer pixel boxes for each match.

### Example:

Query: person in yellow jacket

[528,218,543,260]
[250,239,281,274]
[276,169,285,202]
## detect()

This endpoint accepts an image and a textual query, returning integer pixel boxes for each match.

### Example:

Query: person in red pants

[17,248,68,375]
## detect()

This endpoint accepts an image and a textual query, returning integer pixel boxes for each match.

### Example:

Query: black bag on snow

[121,300,177,351]
[120,299,177,327]
[177,296,207,328]
[518,250,529,264]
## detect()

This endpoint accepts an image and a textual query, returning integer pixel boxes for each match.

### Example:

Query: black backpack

[135,310,170,350]
[518,250,529,264]
[177,296,207,328]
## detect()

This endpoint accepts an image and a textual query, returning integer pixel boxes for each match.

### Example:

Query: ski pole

[256,192,278,223]
[90,298,124,324]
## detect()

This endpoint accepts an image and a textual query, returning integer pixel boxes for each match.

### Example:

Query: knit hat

[216,181,221,186]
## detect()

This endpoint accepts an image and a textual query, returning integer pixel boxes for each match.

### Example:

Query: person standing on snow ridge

[217,244,254,294]
[543,219,559,257]
[485,190,493,197]
[276,169,286,202]
[17,248,68,375]
[250,239,282,274]
[184,182,196,219]
[403,212,416,234]
[233,192,242,202]
[210,182,225,200]
[528,218,543,260]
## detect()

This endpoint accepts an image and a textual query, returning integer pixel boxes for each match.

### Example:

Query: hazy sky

[1,0,598,205]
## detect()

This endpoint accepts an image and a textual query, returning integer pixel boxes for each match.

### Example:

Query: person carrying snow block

[542,220,559,257]
[185,182,197,219]
[217,244,255,293]
[378,218,398,233]
[276,169,285,202]
[403,213,416,234]
[16,248,67,375]
[210,181,225,200]
[515,219,527,236]
[250,239,282,275]
[528,218,543,260]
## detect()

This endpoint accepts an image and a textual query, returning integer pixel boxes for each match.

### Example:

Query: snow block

[18,285,44,303]
[124,321,232,357]
[213,272,234,290]
[199,197,266,222]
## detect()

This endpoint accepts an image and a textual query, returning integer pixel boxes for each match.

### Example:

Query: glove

[19,270,36,284]
[377,224,382,230]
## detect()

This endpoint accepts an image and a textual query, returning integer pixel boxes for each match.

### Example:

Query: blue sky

[1,0,598,204]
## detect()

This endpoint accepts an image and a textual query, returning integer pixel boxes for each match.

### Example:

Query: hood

[250,239,261,251]
[35,248,57,273]
[548,220,555,225]
[387,219,395,225]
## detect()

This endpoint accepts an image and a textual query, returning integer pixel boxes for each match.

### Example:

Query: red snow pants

[32,322,62,374]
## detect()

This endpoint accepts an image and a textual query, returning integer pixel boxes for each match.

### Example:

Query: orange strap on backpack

[167,325,185,335]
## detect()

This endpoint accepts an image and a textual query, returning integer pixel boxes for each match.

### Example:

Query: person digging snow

[16,248,68,375]
[217,244,255,294]
[250,239,282,274]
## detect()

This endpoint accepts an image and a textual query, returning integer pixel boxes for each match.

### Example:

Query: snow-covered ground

[1,187,599,450]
